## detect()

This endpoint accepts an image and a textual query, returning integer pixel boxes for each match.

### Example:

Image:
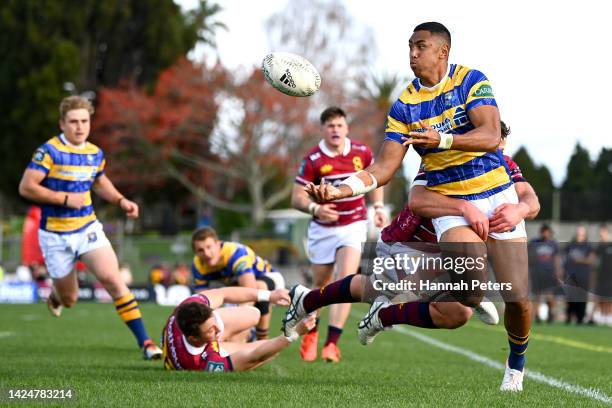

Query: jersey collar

[59,133,87,149]
[319,137,351,157]
[416,64,451,91]
[182,334,206,356]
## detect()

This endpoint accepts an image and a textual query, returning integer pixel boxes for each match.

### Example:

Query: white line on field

[393,325,612,404]
[0,331,14,338]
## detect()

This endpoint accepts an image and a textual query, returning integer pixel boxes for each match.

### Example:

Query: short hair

[320,106,346,125]
[191,227,218,248]
[414,22,451,46]
[59,96,94,119]
[540,223,552,233]
[500,121,511,139]
[176,302,214,338]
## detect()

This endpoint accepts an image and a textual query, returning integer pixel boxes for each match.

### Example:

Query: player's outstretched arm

[92,174,139,218]
[305,141,407,202]
[201,287,290,309]
[409,185,489,241]
[230,316,315,371]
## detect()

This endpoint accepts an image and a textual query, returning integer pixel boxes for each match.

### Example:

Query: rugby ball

[262,52,321,97]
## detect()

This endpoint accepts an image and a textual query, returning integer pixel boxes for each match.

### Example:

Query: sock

[114,293,150,348]
[308,317,320,334]
[303,275,357,314]
[324,325,343,346]
[507,331,529,371]
[378,302,437,328]
[256,327,269,340]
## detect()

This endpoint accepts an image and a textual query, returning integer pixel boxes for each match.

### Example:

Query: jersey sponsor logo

[444,92,454,108]
[352,157,363,171]
[320,164,333,174]
[33,149,45,163]
[87,232,97,243]
[205,361,226,372]
[472,84,493,98]
[452,107,469,127]
[87,154,95,163]
[234,260,248,272]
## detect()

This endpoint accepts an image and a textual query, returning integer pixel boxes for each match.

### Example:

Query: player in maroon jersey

[291,106,387,362]
[162,286,315,372]
[283,122,540,347]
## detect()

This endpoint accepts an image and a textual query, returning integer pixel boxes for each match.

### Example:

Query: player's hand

[314,204,340,222]
[489,203,528,233]
[461,201,489,241]
[64,192,87,209]
[374,208,388,228]
[270,289,290,306]
[295,314,317,336]
[403,124,441,149]
[305,182,343,202]
[119,198,139,218]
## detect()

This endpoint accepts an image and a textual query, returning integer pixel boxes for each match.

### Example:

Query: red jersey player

[162,286,314,372]
[291,106,387,362]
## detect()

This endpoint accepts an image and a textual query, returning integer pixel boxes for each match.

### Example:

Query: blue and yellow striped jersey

[385,64,510,200]
[27,135,105,233]
[191,241,275,290]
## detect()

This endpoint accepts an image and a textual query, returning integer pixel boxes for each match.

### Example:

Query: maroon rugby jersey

[295,139,374,227]
[381,154,526,246]
[162,294,233,372]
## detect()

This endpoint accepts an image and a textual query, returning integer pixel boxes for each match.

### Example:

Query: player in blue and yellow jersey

[305,23,532,392]
[190,227,285,340]
[18,96,162,360]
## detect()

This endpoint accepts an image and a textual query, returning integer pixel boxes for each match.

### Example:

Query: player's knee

[435,305,472,329]
[506,300,531,317]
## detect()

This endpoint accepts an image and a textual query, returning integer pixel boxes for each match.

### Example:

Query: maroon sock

[324,325,343,346]
[303,275,357,314]
[378,302,437,328]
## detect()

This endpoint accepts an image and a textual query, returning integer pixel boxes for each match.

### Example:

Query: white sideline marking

[0,331,14,338]
[393,325,612,404]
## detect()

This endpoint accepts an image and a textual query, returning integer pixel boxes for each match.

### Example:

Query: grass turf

[0,303,610,407]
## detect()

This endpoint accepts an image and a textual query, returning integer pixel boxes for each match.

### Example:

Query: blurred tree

[562,143,593,193]
[0,0,223,200]
[512,146,555,219]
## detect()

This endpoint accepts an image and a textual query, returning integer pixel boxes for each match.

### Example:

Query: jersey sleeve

[462,69,498,112]
[385,98,411,144]
[229,246,255,277]
[503,155,527,183]
[295,154,315,185]
[27,144,54,175]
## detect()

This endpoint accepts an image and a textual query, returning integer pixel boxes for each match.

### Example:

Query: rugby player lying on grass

[162,286,315,372]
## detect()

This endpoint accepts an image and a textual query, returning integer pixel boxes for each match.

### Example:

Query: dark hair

[320,106,346,125]
[191,227,218,249]
[540,223,552,233]
[176,302,214,338]
[500,121,511,139]
[414,22,451,46]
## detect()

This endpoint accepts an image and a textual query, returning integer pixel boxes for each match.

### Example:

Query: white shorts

[432,185,527,241]
[307,220,367,264]
[38,220,111,279]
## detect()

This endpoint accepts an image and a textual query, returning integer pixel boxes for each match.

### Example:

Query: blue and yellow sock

[114,293,150,348]
[507,330,529,371]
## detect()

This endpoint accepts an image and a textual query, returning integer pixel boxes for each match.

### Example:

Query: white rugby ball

[262,52,321,97]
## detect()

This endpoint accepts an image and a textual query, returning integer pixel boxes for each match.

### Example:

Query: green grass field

[1,303,611,407]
